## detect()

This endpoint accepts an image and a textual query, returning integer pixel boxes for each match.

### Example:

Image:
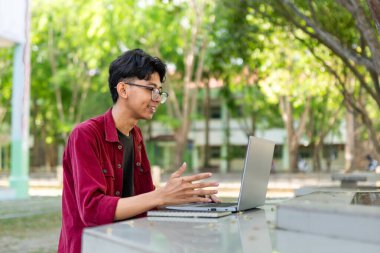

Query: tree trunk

[250,113,256,137]
[203,78,211,168]
[312,142,322,172]
[345,108,355,171]
[279,96,311,172]
[174,131,187,169]
[289,137,299,173]
[167,1,207,170]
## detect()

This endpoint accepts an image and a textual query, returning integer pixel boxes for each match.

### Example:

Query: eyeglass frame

[118,81,169,104]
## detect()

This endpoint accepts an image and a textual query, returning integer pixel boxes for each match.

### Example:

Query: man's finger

[188,196,213,203]
[182,172,212,182]
[170,162,187,178]
[185,189,218,197]
[209,194,221,203]
[185,181,219,189]
[175,196,212,205]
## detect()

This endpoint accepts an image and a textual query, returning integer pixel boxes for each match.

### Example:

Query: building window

[210,146,221,159]
[210,104,221,119]
[273,145,282,159]
[229,146,246,159]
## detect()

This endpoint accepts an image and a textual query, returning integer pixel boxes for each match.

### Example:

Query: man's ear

[117,82,128,98]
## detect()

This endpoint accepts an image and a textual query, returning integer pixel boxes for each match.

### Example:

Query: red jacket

[58,108,155,253]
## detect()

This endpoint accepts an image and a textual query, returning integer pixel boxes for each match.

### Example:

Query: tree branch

[190,35,207,118]
[296,96,311,141]
[279,95,295,136]
[279,0,378,75]
[295,34,380,107]
[337,0,380,74]
[308,0,319,25]
[167,84,182,119]
[319,99,344,143]
[367,0,380,34]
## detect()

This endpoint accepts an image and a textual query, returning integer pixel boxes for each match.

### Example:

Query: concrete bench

[332,172,380,187]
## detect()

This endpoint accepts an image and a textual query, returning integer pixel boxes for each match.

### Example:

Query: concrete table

[277,191,380,245]
[83,197,380,253]
[332,172,380,187]
[83,208,272,253]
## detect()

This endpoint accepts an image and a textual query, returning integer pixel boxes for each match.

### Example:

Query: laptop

[165,136,275,212]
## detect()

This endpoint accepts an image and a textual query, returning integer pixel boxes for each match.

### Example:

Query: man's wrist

[152,187,165,207]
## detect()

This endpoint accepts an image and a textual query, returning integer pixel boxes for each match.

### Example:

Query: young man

[58,49,219,253]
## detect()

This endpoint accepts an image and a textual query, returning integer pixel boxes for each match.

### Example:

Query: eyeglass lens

[152,89,167,104]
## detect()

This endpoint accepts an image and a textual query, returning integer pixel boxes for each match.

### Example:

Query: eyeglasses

[122,82,168,104]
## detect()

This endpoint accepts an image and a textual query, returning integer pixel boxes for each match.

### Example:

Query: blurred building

[146,82,346,173]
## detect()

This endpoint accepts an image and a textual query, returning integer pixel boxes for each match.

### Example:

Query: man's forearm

[114,190,162,221]
[114,165,219,221]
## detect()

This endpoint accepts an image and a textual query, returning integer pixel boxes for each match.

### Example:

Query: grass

[0,197,62,253]
[0,211,61,237]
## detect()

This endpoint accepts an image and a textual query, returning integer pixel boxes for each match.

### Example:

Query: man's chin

[143,113,154,120]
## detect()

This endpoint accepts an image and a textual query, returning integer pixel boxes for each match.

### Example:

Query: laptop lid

[165,136,275,212]
[237,136,275,211]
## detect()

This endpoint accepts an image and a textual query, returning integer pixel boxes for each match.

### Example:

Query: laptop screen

[237,136,275,210]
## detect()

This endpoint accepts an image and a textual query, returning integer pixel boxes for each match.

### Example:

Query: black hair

[108,48,167,103]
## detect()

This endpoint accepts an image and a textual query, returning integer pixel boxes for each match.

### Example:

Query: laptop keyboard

[195,202,236,208]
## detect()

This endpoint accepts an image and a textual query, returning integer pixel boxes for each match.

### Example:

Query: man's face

[125,72,162,120]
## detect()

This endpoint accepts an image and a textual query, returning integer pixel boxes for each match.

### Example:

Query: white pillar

[9,0,31,198]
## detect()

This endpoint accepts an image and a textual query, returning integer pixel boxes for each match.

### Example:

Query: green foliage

[2,0,379,169]
[208,0,264,76]
[26,0,344,142]
[290,1,359,49]
[0,47,14,132]
[208,0,350,142]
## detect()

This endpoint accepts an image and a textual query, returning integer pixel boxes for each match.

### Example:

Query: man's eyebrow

[148,83,162,89]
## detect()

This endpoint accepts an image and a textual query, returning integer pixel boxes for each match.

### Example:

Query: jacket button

[117,163,122,169]
[139,168,144,173]
[136,162,141,166]
[102,169,107,174]
[138,145,142,150]
[115,191,120,196]
[118,145,123,150]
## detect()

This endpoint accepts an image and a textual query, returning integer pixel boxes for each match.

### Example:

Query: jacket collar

[104,107,142,143]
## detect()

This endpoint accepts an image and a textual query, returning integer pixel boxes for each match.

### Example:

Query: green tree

[251,0,380,160]
[28,0,218,171]
[204,0,283,169]
[209,0,343,172]
[30,0,118,169]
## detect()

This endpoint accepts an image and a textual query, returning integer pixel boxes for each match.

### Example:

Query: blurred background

[1,0,380,252]
[1,0,380,176]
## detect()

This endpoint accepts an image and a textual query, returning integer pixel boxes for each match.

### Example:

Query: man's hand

[156,162,219,206]
[205,194,221,203]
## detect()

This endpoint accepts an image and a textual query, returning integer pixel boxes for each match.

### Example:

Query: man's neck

[112,104,138,136]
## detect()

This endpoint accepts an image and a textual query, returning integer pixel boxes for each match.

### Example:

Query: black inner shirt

[117,129,134,197]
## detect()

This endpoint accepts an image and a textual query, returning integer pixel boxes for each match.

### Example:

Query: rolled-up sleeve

[68,126,119,226]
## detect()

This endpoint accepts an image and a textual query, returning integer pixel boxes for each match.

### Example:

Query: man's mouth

[150,106,157,113]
